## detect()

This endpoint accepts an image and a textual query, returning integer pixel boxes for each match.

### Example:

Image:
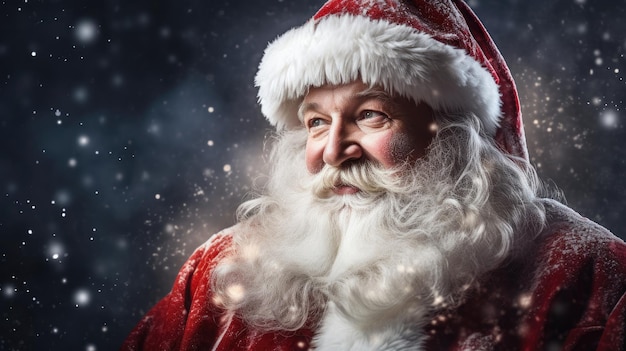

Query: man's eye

[307,118,325,129]
[361,110,387,120]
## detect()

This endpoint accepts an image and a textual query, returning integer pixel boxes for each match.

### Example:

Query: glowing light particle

[49,242,64,260]
[78,135,90,146]
[600,110,619,129]
[74,289,91,307]
[227,284,245,303]
[75,19,98,43]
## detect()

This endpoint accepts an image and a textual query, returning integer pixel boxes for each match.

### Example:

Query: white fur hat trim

[255,15,501,136]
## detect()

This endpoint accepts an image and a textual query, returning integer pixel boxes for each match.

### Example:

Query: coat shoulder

[539,199,626,266]
[120,226,237,350]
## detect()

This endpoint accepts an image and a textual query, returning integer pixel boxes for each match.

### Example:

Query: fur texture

[314,302,428,350]
[255,15,501,135]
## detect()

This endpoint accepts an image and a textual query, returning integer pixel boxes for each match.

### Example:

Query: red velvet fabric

[122,201,626,350]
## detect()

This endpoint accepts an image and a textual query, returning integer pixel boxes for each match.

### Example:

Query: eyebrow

[355,86,393,103]
[297,102,320,121]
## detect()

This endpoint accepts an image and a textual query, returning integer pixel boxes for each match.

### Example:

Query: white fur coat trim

[313,302,428,351]
[255,14,501,135]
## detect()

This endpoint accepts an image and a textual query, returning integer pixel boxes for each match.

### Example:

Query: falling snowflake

[78,135,90,146]
[600,109,619,129]
[75,19,98,44]
[74,288,91,307]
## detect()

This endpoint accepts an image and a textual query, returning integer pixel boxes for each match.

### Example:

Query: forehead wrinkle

[355,85,392,101]
[298,88,360,121]
[357,86,401,111]
[299,84,398,122]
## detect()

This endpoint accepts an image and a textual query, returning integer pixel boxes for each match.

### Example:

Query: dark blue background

[1,0,624,350]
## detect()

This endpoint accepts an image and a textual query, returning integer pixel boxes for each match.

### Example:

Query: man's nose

[322,121,362,167]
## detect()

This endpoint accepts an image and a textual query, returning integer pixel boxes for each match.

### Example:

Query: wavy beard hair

[210,115,547,336]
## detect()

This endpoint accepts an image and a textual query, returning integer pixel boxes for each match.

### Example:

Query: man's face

[301,81,435,194]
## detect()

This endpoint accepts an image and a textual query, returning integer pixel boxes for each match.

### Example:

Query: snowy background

[1,0,624,350]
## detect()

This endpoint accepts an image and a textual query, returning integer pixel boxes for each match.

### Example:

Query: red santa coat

[121,199,626,351]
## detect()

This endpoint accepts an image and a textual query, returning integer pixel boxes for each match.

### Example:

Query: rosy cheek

[305,143,323,174]
[386,132,418,166]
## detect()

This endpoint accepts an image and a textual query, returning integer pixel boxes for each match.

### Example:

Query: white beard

[211,119,546,350]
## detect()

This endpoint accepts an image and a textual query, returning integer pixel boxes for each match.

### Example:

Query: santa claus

[122,0,626,350]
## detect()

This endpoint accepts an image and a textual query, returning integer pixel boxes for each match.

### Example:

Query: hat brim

[255,15,501,136]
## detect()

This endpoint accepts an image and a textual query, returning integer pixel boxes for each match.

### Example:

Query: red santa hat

[255,0,528,160]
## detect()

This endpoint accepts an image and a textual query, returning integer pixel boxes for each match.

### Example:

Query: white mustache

[310,163,399,198]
